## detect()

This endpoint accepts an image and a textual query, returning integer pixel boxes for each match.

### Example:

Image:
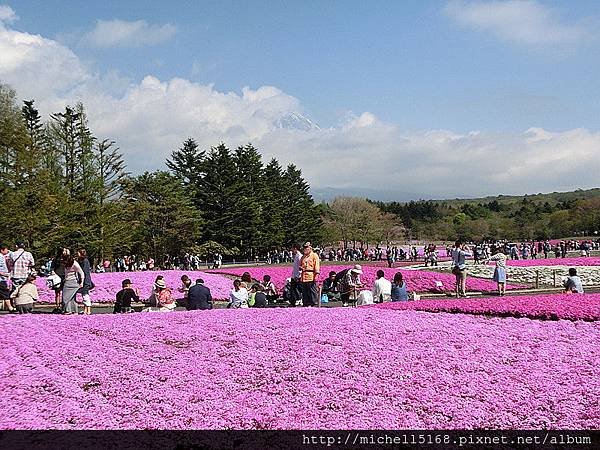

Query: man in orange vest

[300,241,320,307]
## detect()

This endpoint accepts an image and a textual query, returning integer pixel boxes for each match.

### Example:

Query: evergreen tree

[232,144,265,256]
[281,164,323,245]
[166,137,205,189]
[122,171,202,259]
[261,159,287,249]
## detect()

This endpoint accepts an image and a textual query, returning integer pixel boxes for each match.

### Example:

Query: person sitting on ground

[147,275,164,307]
[228,279,249,308]
[261,275,278,304]
[187,278,213,310]
[339,265,363,307]
[321,271,340,301]
[391,272,409,302]
[114,279,139,313]
[249,283,268,308]
[564,268,585,294]
[11,273,39,314]
[372,269,392,303]
[240,272,253,289]
[177,275,192,307]
[155,279,176,311]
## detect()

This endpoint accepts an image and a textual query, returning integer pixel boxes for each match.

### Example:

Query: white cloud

[0,5,17,23]
[445,0,589,46]
[81,19,176,48]
[0,21,90,101]
[2,15,600,200]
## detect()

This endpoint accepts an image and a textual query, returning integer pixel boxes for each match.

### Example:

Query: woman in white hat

[340,264,363,307]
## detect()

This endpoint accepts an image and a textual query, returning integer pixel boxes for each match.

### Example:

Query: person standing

[451,240,472,298]
[485,248,508,296]
[299,242,320,307]
[0,244,13,312]
[289,243,303,307]
[8,241,35,294]
[76,248,94,315]
[187,278,213,310]
[50,248,66,309]
[61,249,84,315]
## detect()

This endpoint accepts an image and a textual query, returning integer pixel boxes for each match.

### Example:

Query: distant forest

[371,189,600,242]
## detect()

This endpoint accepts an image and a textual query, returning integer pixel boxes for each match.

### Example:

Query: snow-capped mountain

[274,112,320,131]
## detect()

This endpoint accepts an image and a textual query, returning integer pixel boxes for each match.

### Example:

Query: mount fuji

[274,112,321,131]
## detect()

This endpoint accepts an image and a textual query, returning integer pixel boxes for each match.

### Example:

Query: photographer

[451,240,472,298]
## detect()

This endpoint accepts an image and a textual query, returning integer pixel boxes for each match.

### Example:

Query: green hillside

[372,188,600,242]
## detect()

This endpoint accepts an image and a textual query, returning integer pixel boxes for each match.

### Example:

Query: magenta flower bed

[33,271,234,303]
[373,293,600,322]
[1,310,599,429]
[498,257,600,267]
[208,265,525,293]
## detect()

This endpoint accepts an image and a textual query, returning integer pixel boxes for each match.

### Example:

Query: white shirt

[372,277,392,302]
[230,287,249,307]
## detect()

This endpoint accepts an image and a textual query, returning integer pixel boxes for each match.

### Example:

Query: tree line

[0,83,325,263]
[372,196,600,242]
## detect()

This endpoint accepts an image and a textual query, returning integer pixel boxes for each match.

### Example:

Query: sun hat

[155,279,167,289]
[351,264,363,274]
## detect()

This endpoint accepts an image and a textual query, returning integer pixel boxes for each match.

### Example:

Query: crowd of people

[449,240,586,297]
[1,236,595,314]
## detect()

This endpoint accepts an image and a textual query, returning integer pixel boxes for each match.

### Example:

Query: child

[11,274,39,313]
[114,279,139,313]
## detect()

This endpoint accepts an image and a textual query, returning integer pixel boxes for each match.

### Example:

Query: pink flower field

[498,257,600,267]
[0,308,598,429]
[209,265,526,293]
[33,271,234,304]
[373,293,600,322]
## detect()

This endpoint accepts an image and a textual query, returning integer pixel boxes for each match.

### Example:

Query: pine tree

[281,164,323,245]
[122,171,202,259]
[261,158,287,249]
[166,137,205,189]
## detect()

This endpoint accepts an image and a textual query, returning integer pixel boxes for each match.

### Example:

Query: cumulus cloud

[445,0,590,46]
[81,19,176,48]
[1,14,600,200]
[0,5,17,23]
[0,20,90,102]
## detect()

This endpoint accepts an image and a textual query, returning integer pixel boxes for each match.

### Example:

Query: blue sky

[12,0,599,131]
[2,1,600,199]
